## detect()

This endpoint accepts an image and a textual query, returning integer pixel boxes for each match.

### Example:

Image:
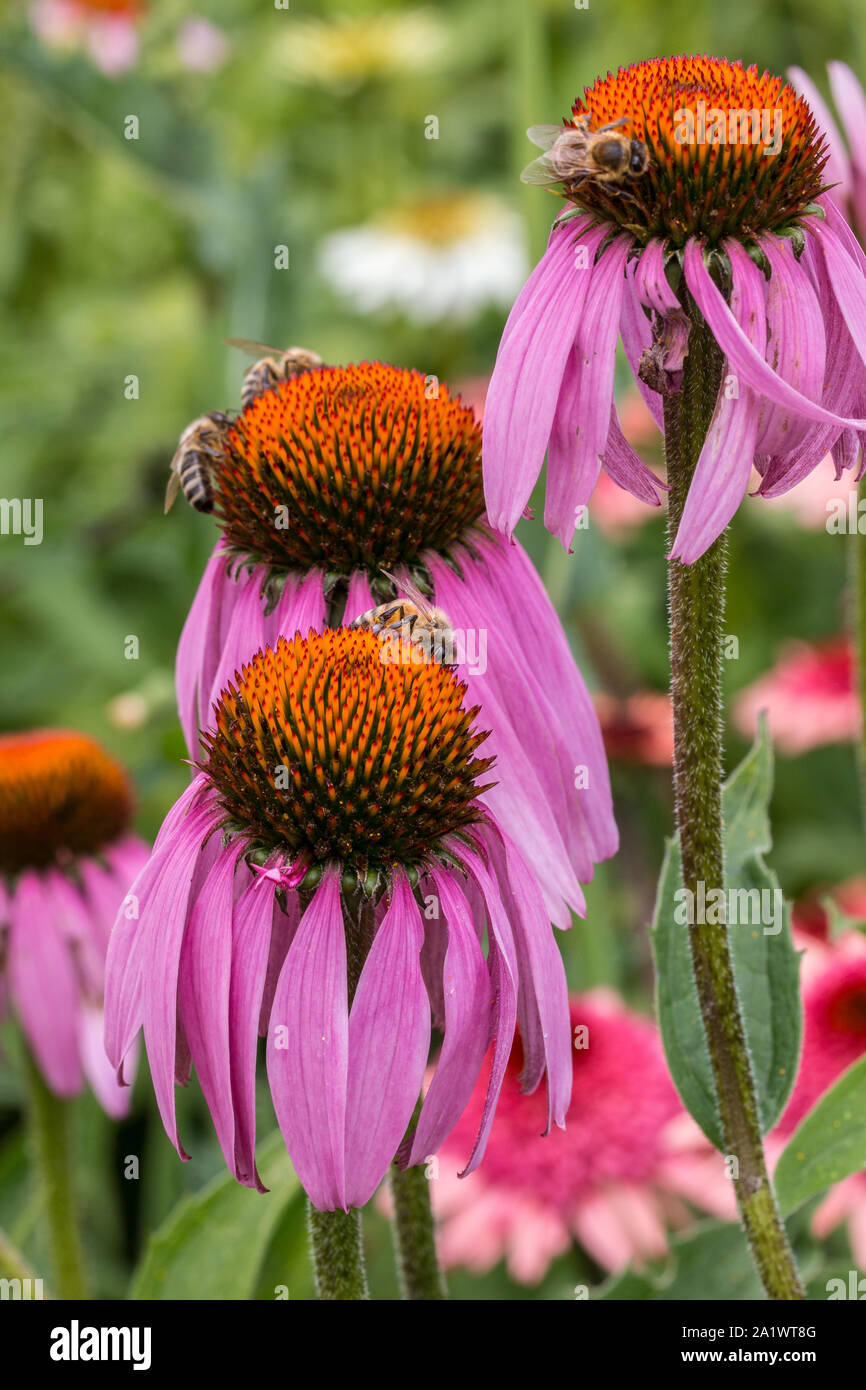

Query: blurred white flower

[318,193,528,325]
[176,17,229,74]
[273,9,446,89]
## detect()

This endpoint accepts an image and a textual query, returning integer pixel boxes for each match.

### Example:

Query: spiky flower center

[0,730,133,875]
[553,57,827,245]
[214,363,484,577]
[200,628,494,874]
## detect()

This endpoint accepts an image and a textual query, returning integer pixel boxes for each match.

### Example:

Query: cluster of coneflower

[7,52,866,1302]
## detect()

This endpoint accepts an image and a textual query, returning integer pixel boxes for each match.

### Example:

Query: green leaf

[650,835,722,1149]
[129,1130,302,1300]
[596,1221,765,1301]
[775,1056,866,1216]
[650,718,802,1147]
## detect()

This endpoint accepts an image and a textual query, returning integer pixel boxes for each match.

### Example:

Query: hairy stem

[663,299,805,1301]
[389,1115,447,1301]
[24,1051,87,1300]
[307,1204,369,1301]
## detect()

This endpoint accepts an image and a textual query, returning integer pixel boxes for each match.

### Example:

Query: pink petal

[828,62,866,234]
[545,235,631,546]
[455,846,519,1176]
[80,1002,135,1118]
[670,241,765,562]
[8,871,81,1096]
[788,66,851,212]
[344,872,430,1206]
[484,825,572,1131]
[178,840,248,1182]
[342,570,374,624]
[229,875,282,1192]
[266,867,348,1211]
[602,406,665,505]
[407,870,492,1166]
[684,235,866,431]
[482,219,607,535]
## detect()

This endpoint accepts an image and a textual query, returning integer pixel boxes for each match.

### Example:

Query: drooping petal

[229,874,283,1191]
[205,565,268,720]
[176,543,232,755]
[455,845,519,1176]
[138,796,221,1157]
[407,870,493,1167]
[545,235,631,547]
[754,235,826,457]
[426,549,581,923]
[483,824,572,1132]
[344,871,430,1207]
[602,406,665,505]
[470,534,618,870]
[8,871,81,1096]
[634,238,681,315]
[266,867,348,1211]
[178,840,248,1182]
[80,1002,135,1118]
[683,236,866,432]
[482,219,607,535]
[809,214,866,379]
[619,271,665,430]
[828,62,866,234]
[670,242,766,562]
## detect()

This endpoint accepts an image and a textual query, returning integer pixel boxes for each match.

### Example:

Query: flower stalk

[663,296,805,1301]
[24,1050,87,1300]
[389,1098,447,1301]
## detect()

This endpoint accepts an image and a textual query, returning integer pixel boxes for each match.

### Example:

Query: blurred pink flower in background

[30,0,143,76]
[431,990,734,1283]
[733,638,859,754]
[176,17,229,74]
[594,691,674,766]
[769,929,866,1264]
[792,876,866,941]
[755,460,858,529]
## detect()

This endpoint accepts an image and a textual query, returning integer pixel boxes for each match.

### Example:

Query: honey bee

[164,411,233,514]
[225,338,325,410]
[523,115,649,192]
[351,573,457,666]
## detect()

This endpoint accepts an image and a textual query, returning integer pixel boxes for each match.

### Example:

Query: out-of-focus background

[1,0,865,1301]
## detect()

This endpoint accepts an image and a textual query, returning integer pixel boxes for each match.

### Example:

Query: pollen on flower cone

[562,57,828,243]
[199,627,495,873]
[0,729,133,873]
[214,363,484,574]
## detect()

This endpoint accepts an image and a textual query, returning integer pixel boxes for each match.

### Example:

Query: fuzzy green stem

[307,1204,369,1301]
[850,472,866,833]
[24,1051,87,1300]
[389,1127,447,1300]
[663,299,805,1301]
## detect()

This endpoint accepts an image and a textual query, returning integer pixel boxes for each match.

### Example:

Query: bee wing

[526,123,566,151]
[164,468,181,514]
[380,568,436,619]
[225,337,283,359]
[596,115,630,133]
[520,154,563,186]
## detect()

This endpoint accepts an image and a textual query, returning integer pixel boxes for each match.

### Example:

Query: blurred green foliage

[0,0,864,1300]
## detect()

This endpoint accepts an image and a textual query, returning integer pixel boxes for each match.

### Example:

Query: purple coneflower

[175,361,617,925]
[0,729,147,1115]
[105,628,572,1213]
[484,56,866,562]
